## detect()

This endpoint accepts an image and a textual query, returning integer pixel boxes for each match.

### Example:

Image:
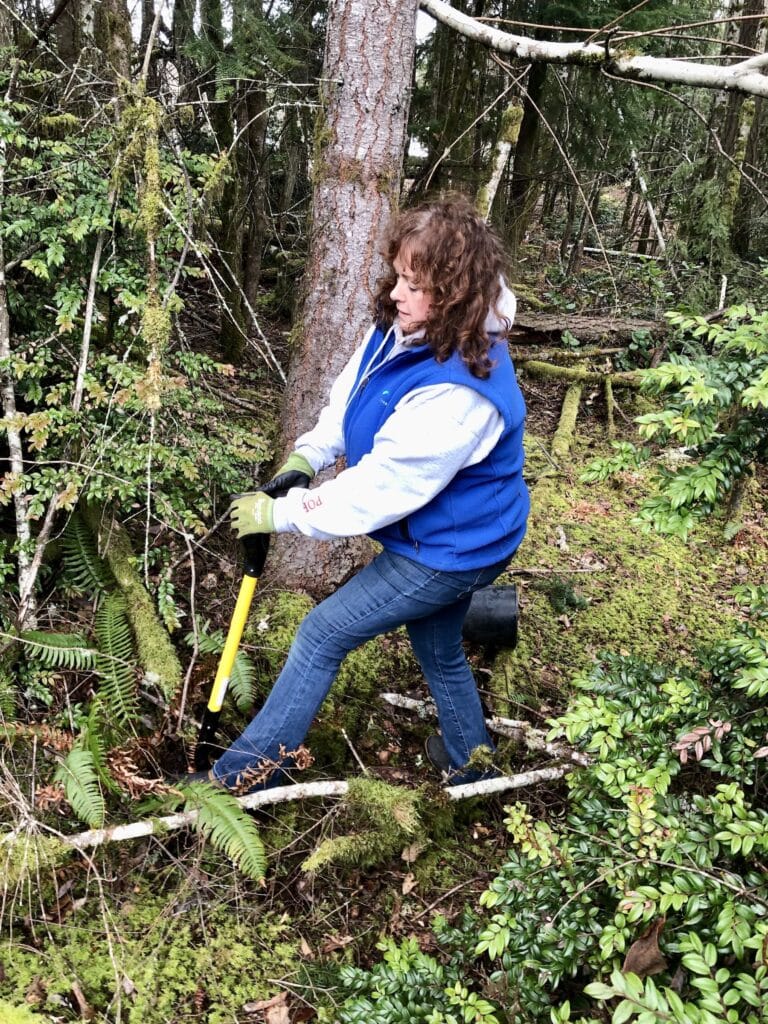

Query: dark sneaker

[425,734,452,776]
[169,768,222,787]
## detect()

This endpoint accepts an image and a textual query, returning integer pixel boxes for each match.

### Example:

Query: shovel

[194,532,270,770]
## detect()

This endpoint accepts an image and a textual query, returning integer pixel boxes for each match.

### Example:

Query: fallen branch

[380,691,589,766]
[510,313,663,346]
[510,346,626,365]
[14,762,575,856]
[420,0,768,98]
[446,765,569,799]
[551,382,584,462]
[519,360,642,388]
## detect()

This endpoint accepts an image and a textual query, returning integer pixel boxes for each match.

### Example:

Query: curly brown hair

[373,194,511,379]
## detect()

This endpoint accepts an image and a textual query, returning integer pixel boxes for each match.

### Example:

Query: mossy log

[520,359,642,388]
[511,313,664,345]
[605,377,616,438]
[551,382,584,461]
[511,345,624,365]
[81,503,182,699]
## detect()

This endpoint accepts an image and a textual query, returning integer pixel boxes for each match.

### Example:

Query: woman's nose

[391,279,403,301]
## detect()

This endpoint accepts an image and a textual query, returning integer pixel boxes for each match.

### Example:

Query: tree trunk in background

[172,0,197,102]
[506,61,547,259]
[200,0,247,362]
[269,0,420,597]
[139,0,160,92]
[731,95,765,255]
[0,0,12,49]
[94,0,132,83]
[730,11,767,256]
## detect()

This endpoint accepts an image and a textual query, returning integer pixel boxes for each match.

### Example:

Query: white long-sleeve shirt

[271,285,517,540]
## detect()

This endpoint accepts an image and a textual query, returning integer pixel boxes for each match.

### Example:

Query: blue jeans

[211,549,507,792]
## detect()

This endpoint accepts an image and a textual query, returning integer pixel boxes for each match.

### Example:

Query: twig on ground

[379,692,590,766]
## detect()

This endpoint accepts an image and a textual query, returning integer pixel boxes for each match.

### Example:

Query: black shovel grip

[241,533,269,578]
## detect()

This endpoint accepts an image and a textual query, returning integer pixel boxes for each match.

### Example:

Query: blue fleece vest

[342,324,529,570]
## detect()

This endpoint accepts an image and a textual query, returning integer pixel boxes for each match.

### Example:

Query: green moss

[0,889,300,1023]
[503,438,767,710]
[302,777,425,872]
[0,1002,40,1023]
[1,831,69,888]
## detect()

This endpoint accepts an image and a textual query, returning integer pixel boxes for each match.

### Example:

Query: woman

[209,195,529,793]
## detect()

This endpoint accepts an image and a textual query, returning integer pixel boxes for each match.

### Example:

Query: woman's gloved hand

[228,491,275,537]
[260,452,314,497]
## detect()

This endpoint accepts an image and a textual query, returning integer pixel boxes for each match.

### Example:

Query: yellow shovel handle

[206,574,258,713]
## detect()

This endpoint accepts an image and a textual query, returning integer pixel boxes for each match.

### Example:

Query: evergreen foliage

[60,512,115,595]
[20,631,97,672]
[55,746,106,828]
[94,594,138,724]
[332,590,768,1023]
[184,781,267,880]
[582,303,768,538]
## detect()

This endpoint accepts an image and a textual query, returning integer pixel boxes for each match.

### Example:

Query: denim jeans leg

[211,550,506,791]
[406,597,495,783]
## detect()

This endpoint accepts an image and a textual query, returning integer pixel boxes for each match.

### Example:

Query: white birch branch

[446,765,569,799]
[14,762,574,855]
[380,691,590,766]
[0,60,37,627]
[420,0,768,98]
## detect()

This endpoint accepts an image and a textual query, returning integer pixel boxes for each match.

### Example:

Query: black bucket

[462,584,518,649]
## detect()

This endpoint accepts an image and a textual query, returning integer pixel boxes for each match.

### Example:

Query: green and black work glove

[259,452,314,497]
[228,491,275,538]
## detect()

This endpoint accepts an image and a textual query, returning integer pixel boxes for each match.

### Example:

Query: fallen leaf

[401,841,426,864]
[402,873,418,895]
[622,917,667,978]
[299,936,314,959]
[321,934,354,954]
[243,990,290,1023]
[71,979,95,1020]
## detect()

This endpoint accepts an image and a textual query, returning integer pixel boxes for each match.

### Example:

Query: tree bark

[269,0,420,597]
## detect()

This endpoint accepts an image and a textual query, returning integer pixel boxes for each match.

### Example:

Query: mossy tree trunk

[81,503,183,700]
[269,0,420,597]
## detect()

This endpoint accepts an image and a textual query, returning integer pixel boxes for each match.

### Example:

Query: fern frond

[229,652,256,712]
[0,671,16,719]
[61,512,114,595]
[81,698,121,792]
[94,595,137,723]
[184,783,266,880]
[21,631,98,671]
[56,746,106,827]
[184,618,223,655]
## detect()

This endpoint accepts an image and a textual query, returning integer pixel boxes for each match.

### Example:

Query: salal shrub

[329,588,768,1024]
[583,303,768,539]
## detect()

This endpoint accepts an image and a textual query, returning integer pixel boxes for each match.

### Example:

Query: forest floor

[2,292,767,1023]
